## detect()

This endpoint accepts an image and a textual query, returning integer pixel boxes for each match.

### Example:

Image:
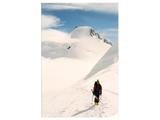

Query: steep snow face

[69,26,112,60]
[68,37,111,61]
[84,42,118,79]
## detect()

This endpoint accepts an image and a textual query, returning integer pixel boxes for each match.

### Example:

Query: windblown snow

[42,26,118,117]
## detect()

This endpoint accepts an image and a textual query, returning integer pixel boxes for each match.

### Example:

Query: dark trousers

[94,92,100,103]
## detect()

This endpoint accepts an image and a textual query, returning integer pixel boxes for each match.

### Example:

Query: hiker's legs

[94,94,100,105]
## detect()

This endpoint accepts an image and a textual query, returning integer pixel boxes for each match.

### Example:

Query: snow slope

[42,26,118,117]
[84,41,118,79]
[42,63,118,117]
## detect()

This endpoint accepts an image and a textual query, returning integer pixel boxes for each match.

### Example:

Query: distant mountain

[42,26,112,60]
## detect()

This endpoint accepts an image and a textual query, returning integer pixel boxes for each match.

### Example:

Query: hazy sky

[42,3,118,42]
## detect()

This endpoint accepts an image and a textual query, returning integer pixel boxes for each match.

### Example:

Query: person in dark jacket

[93,80,102,105]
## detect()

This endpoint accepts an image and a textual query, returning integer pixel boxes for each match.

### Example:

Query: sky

[42,3,118,42]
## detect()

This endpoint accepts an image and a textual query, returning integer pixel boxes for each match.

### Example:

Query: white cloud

[42,29,70,43]
[41,15,62,29]
[42,3,118,14]
[76,3,118,13]
[42,4,82,10]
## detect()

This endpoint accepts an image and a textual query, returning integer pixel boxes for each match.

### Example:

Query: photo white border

[1,0,160,120]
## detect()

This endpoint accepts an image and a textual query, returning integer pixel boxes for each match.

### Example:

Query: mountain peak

[70,26,94,38]
[70,26,112,46]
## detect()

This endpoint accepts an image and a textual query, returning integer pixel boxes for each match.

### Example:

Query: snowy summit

[71,26,112,46]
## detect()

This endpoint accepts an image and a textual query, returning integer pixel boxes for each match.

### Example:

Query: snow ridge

[71,26,112,46]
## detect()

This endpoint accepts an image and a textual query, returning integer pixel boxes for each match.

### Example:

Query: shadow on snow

[72,105,95,117]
